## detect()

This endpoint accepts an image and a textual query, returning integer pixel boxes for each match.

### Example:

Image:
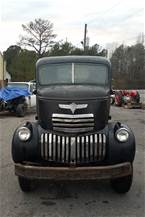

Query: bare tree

[19,18,56,57]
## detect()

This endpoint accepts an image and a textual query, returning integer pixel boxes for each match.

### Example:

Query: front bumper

[15,162,132,180]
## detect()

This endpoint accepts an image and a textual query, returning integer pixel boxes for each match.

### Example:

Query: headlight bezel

[115,127,129,143]
[17,126,31,142]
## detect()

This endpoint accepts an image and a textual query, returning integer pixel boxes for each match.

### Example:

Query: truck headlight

[115,128,129,142]
[18,127,31,141]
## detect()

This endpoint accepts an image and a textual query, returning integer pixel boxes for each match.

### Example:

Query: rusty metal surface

[15,162,132,180]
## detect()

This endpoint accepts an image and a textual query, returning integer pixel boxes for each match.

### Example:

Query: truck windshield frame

[38,62,109,86]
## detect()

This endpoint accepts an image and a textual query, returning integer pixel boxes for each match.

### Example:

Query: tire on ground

[16,103,27,117]
[111,166,133,194]
[18,176,37,192]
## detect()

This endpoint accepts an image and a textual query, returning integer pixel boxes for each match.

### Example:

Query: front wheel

[16,103,27,117]
[18,176,37,192]
[111,167,133,193]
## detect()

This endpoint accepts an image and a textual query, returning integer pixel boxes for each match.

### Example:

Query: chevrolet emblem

[59,103,88,114]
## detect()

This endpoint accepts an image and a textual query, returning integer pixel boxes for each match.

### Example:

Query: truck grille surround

[52,113,94,133]
[40,132,106,164]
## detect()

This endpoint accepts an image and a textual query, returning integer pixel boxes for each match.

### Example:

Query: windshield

[38,63,108,85]
[8,83,28,89]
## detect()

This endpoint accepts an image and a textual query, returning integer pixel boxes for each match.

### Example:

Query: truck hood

[37,85,110,133]
[37,85,109,100]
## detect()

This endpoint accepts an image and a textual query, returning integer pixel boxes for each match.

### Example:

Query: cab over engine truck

[12,56,135,193]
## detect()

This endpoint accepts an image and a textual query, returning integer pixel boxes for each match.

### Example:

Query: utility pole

[83,24,87,51]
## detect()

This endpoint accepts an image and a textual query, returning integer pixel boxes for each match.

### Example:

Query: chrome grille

[52,113,94,133]
[40,133,106,164]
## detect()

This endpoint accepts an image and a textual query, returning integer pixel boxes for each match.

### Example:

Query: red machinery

[114,90,141,108]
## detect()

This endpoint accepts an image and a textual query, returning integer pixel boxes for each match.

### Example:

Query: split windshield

[38,63,108,85]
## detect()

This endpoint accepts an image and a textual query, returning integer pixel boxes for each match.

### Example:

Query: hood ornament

[59,103,88,114]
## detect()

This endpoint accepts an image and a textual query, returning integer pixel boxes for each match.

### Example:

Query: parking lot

[0,106,145,217]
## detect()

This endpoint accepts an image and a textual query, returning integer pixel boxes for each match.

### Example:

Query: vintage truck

[12,56,135,193]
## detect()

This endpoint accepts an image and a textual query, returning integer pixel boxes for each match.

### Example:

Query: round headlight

[115,128,129,142]
[18,127,31,141]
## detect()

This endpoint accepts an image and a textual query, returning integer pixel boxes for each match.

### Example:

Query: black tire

[110,97,115,105]
[18,177,37,192]
[135,91,140,103]
[111,168,133,194]
[16,103,27,117]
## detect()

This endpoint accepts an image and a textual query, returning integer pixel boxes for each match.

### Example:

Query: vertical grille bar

[86,135,89,161]
[92,134,95,160]
[55,135,58,161]
[79,136,82,162]
[64,136,66,162]
[81,136,84,161]
[40,134,44,158]
[75,137,78,163]
[88,135,90,161]
[66,136,69,163]
[57,135,60,161]
[47,133,49,159]
[71,137,75,162]
[100,134,103,160]
[67,137,70,163]
[51,134,53,160]
[44,133,48,159]
[96,134,99,160]
[53,134,56,160]
[99,134,102,160]
[48,133,52,159]
[94,134,98,160]
[84,136,86,161]
[90,135,93,161]
[60,136,62,161]
[62,136,65,161]
[77,136,80,162]
[103,134,106,158]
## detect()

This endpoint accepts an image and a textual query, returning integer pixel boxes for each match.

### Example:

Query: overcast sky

[0,0,144,52]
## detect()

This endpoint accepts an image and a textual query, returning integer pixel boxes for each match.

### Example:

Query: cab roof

[36,56,111,68]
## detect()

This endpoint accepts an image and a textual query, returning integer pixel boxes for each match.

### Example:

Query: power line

[87,0,122,24]
[88,8,143,28]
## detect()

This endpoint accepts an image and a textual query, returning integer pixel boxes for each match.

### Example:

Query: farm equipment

[114,90,141,108]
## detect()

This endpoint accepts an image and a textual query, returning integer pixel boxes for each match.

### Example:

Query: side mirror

[110,89,114,95]
[32,89,37,95]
